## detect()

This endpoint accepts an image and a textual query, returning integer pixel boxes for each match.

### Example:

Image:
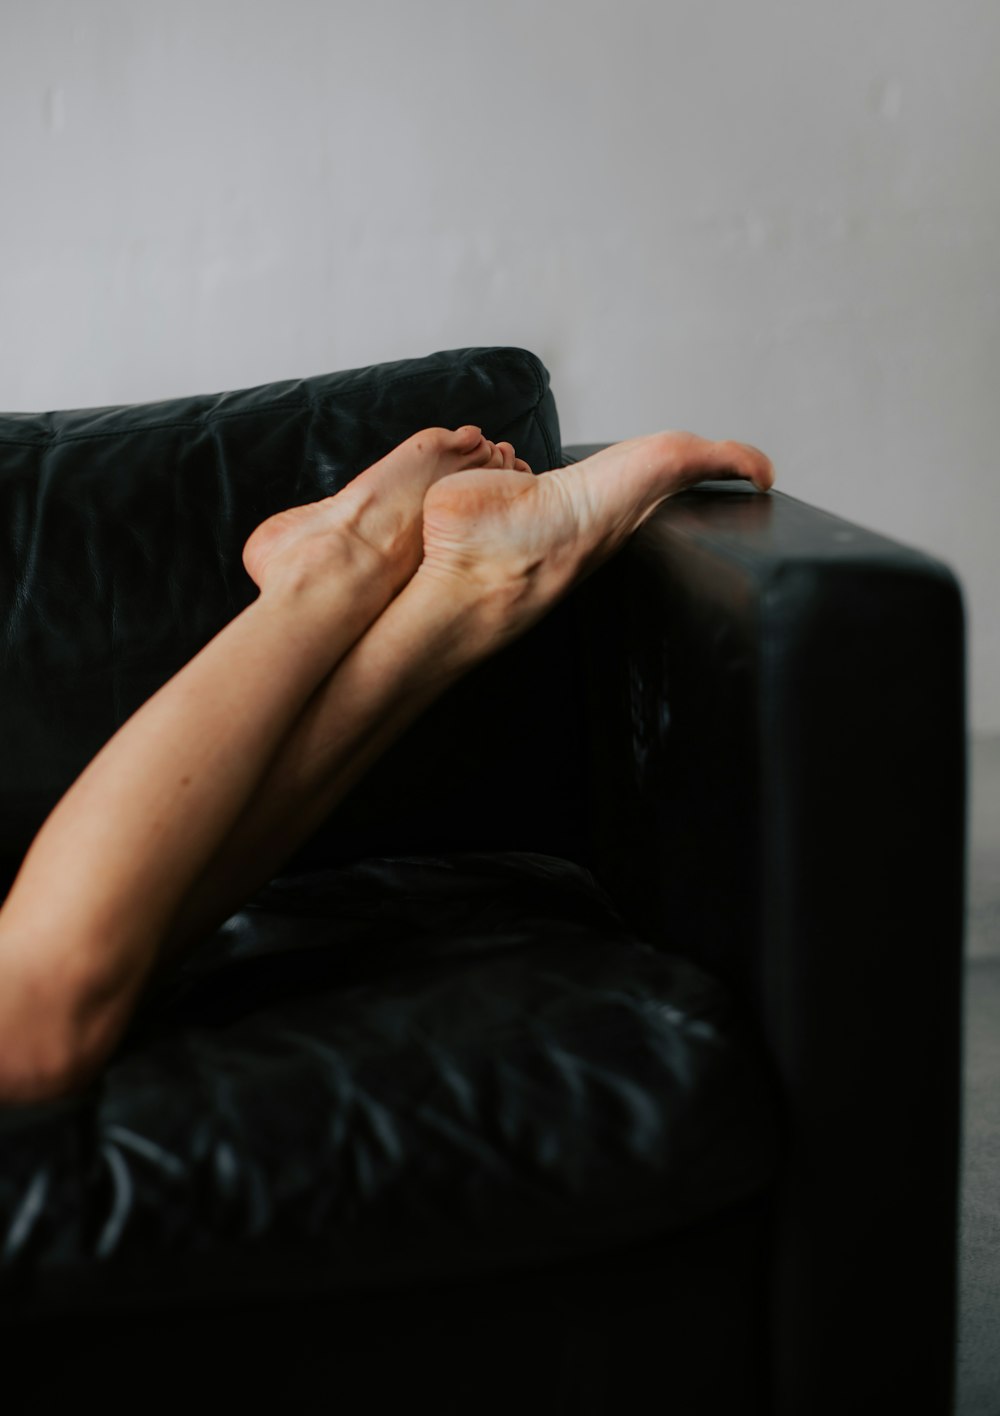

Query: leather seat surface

[0,851,780,1321]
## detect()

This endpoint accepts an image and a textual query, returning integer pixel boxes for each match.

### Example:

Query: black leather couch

[0,346,965,1414]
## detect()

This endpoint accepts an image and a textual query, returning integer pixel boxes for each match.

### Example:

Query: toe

[412,427,457,456]
[497,441,516,470]
[417,426,486,457]
[749,446,776,490]
[727,439,774,490]
[712,439,775,491]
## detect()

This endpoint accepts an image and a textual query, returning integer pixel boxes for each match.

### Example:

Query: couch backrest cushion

[0,345,592,891]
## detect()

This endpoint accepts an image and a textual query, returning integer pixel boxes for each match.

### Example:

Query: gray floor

[957,734,1000,1415]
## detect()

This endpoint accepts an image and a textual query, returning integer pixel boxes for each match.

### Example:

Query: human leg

[0,425,773,1105]
[0,425,517,1103]
[159,430,774,971]
[159,436,531,966]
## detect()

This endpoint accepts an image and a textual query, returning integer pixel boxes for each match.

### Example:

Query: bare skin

[0,423,519,1103]
[419,430,774,630]
[0,426,773,1106]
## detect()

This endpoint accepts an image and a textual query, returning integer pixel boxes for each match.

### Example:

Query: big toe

[736,443,775,490]
[750,446,776,490]
[708,438,775,491]
[410,426,474,455]
[454,424,483,450]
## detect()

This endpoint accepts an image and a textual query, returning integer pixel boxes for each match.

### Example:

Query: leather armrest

[564,445,966,1416]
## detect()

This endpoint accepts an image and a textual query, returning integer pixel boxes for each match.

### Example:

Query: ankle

[256,526,399,632]
[410,555,545,664]
[338,481,424,580]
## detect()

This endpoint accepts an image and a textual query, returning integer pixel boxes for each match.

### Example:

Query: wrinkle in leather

[0,851,779,1319]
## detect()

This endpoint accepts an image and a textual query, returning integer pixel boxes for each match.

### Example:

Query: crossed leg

[0,423,773,1106]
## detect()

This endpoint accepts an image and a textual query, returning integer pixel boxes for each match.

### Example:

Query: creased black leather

[0,850,779,1319]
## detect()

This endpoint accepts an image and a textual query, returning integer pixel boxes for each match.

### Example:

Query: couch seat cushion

[0,852,780,1320]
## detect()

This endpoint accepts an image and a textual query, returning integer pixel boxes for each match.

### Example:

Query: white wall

[3,0,998,729]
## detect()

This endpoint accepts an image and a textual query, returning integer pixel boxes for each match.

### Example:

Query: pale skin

[0,425,774,1105]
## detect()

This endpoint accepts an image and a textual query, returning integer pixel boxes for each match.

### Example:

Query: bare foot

[419,429,774,626]
[242,427,532,596]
